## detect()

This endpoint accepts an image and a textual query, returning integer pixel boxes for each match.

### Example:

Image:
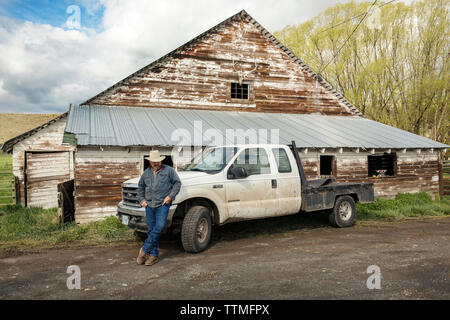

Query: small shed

[1,113,76,209]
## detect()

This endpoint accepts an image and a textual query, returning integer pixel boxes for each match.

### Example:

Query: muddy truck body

[117,141,374,253]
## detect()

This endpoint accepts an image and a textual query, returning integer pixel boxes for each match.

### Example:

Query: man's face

[150,161,161,169]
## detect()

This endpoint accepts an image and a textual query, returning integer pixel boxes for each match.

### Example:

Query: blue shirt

[137,164,181,208]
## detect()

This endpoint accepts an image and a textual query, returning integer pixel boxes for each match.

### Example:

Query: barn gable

[82,10,361,116]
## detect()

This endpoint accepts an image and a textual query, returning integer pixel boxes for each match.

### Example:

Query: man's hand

[162,196,171,205]
[140,200,147,207]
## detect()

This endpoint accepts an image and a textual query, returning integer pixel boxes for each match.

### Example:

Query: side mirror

[228,166,248,179]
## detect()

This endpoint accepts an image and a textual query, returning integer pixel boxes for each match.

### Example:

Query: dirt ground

[0,214,449,300]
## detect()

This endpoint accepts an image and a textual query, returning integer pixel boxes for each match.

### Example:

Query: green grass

[0,205,138,257]
[0,152,13,205]
[356,192,450,221]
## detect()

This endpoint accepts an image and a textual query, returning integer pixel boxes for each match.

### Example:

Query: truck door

[271,147,302,214]
[225,147,279,220]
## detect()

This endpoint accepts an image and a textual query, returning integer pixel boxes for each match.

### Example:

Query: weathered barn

[1,113,75,209]
[3,10,447,223]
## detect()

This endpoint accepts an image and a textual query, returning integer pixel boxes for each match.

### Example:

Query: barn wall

[296,148,440,198]
[11,118,75,207]
[74,146,189,223]
[88,15,354,116]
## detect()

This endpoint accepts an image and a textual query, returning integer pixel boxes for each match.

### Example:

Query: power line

[315,0,398,36]
[317,0,379,76]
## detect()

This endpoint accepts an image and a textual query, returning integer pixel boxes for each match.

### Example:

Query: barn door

[25,151,71,209]
[58,179,74,223]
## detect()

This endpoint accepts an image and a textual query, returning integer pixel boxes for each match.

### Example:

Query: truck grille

[122,186,140,207]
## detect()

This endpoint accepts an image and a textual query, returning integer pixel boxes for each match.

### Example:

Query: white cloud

[0,0,404,113]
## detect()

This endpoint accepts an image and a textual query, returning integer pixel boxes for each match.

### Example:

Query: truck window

[182,147,238,173]
[233,148,271,176]
[272,148,292,173]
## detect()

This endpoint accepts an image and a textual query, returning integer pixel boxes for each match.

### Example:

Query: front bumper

[116,201,178,233]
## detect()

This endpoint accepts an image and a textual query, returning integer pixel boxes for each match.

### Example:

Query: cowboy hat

[149,150,166,162]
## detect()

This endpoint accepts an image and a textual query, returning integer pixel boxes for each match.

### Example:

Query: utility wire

[316,0,398,36]
[317,0,379,76]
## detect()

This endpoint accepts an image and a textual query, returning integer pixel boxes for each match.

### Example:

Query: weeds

[0,205,137,256]
[356,192,450,221]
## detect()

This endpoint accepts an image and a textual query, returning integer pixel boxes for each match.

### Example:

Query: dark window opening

[320,155,335,176]
[368,153,396,177]
[144,155,173,172]
[231,83,249,99]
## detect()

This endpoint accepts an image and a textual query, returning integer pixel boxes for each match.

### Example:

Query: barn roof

[64,104,448,149]
[81,10,362,116]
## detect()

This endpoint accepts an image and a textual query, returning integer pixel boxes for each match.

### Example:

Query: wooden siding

[87,15,354,116]
[12,118,75,206]
[26,151,71,209]
[297,149,440,198]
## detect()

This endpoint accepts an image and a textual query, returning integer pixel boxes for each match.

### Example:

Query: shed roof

[1,113,68,153]
[64,105,448,149]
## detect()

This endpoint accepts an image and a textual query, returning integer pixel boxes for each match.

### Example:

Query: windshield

[181,147,238,174]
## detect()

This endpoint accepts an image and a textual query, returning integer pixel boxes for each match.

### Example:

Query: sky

[0,0,413,114]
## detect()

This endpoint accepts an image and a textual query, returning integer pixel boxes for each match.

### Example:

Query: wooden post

[438,160,443,197]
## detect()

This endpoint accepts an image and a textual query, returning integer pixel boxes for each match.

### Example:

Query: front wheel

[329,195,356,228]
[181,206,212,253]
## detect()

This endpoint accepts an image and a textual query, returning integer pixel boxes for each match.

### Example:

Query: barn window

[368,153,396,177]
[320,155,335,176]
[231,83,249,99]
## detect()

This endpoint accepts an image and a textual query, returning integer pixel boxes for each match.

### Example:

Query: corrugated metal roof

[64,105,449,149]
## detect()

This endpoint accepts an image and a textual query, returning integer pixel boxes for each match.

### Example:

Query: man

[136,150,181,266]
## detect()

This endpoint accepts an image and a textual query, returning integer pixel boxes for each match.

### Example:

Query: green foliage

[274,0,449,145]
[0,152,13,205]
[356,192,450,220]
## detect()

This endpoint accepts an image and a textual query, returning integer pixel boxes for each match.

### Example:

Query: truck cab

[117,143,374,253]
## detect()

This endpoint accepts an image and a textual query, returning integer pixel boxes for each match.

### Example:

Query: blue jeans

[142,203,170,257]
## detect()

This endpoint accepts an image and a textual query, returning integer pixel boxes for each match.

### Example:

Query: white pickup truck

[117,141,374,253]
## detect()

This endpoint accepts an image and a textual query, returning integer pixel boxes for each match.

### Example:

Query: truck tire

[181,205,212,253]
[329,195,356,228]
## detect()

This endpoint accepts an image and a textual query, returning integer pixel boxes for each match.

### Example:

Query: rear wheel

[329,195,356,228]
[181,206,212,253]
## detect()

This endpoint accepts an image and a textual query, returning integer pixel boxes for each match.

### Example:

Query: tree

[274,0,449,146]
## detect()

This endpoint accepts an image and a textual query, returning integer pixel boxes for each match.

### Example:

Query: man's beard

[151,163,161,170]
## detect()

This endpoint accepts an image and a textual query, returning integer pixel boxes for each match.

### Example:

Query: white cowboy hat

[149,150,165,162]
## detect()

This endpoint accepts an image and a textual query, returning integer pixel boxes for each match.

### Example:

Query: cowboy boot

[144,255,159,266]
[136,248,149,265]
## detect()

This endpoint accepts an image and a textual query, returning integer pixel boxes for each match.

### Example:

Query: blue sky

[0,0,104,30]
